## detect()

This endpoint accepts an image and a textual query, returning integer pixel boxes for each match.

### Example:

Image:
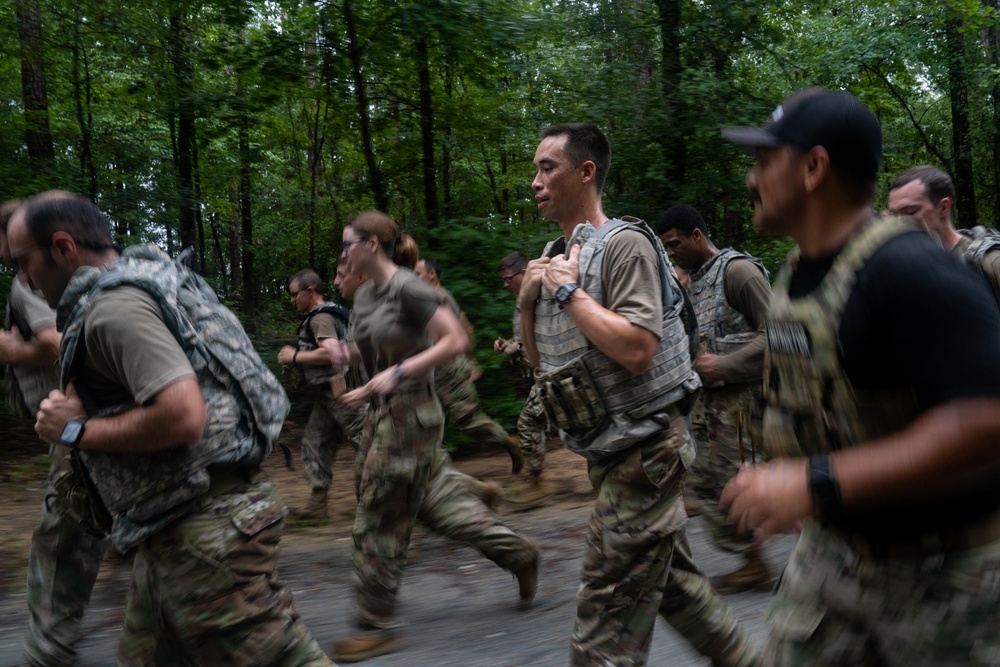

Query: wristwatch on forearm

[555,282,580,309]
[808,454,843,520]
[60,418,87,450]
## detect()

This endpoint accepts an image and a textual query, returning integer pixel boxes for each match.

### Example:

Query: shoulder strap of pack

[301,302,351,339]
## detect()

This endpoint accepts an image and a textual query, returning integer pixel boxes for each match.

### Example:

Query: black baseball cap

[721,88,882,183]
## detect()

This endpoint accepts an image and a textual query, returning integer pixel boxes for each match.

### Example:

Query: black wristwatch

[60,418,87,450]
[808,454,843,520]
[555,282,580,309]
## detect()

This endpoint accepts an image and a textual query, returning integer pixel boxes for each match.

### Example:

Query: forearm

[518,301,540,369]
[0,327,59,367]
[294,347,335,366]
[400,330,466,377]
[712,332,766,383]
[563,290,656,374]
[834,398,1000,511]
[77,378,207,454]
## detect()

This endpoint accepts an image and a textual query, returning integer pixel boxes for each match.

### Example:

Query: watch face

[61,419,84,446]
[556,283,578,303]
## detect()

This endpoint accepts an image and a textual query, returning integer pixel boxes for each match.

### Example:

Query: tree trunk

[71,7,97,199]
[986,0,1000,225]
[415,35,439,225]
[168,11,198,248]
[655,0,684,202]
[15,0,56,181]
[945,14,978,227]
[342,0,388,211]
[239,121,256,330]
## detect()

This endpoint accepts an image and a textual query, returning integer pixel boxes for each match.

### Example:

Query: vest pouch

[535,358,607,431]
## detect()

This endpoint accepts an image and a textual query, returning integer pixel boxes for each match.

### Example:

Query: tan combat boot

[468,478,502,510]
[502,434,525,474]
[506,472,550,511]
[332,632,402,663]
[710,549,774,594]
[512,540,540,607]
[291,487,329,521]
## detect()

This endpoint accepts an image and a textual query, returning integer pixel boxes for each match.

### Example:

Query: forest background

[5,0,1000,439]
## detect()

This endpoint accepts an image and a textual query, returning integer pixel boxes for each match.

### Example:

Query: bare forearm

[563,290,656,374]
[0,327,59,367]
[295,347,335,366]
[834,398,1000,511]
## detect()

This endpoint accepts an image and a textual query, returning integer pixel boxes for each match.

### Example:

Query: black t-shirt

[788,230,1000,536]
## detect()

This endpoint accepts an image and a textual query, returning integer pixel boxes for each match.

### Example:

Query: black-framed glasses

[501,269,525,285]
[342,237,368,253]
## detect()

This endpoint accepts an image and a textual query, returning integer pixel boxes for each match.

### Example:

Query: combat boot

[710,549,774,594]
[506,472,550,510]
[332,631,402,663]
[684,499,702,517]
[291,487,329,521]
[502,434,525,474]
[468,478,502,510]
[512,541,540,607]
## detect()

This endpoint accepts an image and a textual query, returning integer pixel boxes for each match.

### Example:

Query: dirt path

[0,428,793,666]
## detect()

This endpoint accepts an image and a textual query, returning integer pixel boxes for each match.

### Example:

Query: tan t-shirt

[716,257,771,383]
[81,287,194,408]
[599,228,663,338]
[309,311,339,342]
[351,269,443,381]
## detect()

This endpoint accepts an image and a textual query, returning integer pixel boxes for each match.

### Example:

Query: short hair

[395,233,419,270]
[890,165,956,206]
[0,199,24,234]
[540,123,612,194]
[498,251,528,273]
[290,268,323,294]
[421,257,441,280]
[22,191,114,250]
[655,204,708,237]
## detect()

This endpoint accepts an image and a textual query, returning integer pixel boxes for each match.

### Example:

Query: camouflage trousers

[24,444,108,667]
[352,385,537,631]
[572,421,759,667]
[517,383,549,476]
[117,471,332,666]
[765,520,1000,666]
[435,355,510,451]
[301,386,366,491]
[688,382,760,556]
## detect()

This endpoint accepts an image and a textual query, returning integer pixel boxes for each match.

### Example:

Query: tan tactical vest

[533,218,701,460]
[763,217,919,459]
[688,248,767,359]
[296,301,349,386]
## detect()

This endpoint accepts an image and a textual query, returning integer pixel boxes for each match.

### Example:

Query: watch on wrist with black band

[60,418,87,450]
[555,282,580,309]
[808,454,843,520]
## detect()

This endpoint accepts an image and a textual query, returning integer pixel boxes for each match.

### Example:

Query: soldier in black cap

[721,88,1000,665]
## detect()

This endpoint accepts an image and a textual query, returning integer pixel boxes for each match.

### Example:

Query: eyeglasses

[501,269,525,285]
[342,237,368,253]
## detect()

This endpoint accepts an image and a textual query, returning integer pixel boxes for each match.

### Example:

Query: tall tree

[14,0,56,182]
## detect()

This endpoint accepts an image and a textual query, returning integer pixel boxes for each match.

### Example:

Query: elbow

[178,403,208,446]
[620,339,657,376]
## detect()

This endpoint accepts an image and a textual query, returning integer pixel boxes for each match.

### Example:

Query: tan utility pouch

[535,358,607,431]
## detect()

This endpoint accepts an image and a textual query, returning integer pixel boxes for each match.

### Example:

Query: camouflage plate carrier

[763,217,919,459]
[956,225,1000,305]
[295,301,351,387]
[57,244,290,552]
[533,217,701,461]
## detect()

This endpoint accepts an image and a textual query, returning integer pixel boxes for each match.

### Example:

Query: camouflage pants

[352,386,537,631]
[571,421,758,667]
[517,383,549,476]
[116,473,332,666]
[765,520,1000,666]
[24,444,108,667]
[688,383,759,556]
[435,355,510,450]
[301,386,366,490]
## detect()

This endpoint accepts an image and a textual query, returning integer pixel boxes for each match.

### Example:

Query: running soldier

[656,204,773,593]
[722,88,1000,665]
[278,268,365,519]
[12,191,333,666]
[2,199,107,667]
[888,165,1000,305]
[414,256,524,473]
[521,123,758,666]
[494,251,551,505]
[330,212,537,663]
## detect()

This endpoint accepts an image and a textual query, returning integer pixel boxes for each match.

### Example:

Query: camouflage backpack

[57,244,290,550]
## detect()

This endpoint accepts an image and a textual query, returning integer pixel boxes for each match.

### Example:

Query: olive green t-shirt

[716,257,771,383]
[351,269,444,381]
[309,311,339,342]
[599,228,663,338]
[80,287,195,409]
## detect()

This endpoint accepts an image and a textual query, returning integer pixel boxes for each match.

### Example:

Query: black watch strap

[808,454,843,521]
